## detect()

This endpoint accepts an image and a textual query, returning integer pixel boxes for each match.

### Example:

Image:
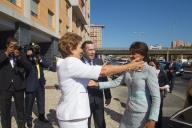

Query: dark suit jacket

[25,55,49,92]
[165,62,177,79]
[158,70,169,87]
[0,51,31,91]
[158,69,169,98]
[81,57,112,100]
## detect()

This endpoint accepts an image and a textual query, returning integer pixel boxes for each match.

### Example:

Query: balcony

[68,0,87,25]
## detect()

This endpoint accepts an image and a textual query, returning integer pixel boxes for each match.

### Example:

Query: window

[31,0,39,16]
[59,19,62,32]
[66,25,69,32]
[7,0,16,4]
[48,10,54,27]
[79,0,85,8]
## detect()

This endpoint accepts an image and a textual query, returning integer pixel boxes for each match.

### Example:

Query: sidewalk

[1,71,185,128]
[3,71,126,128]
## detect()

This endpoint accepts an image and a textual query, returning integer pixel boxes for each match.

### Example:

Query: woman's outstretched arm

[100,58,143,76]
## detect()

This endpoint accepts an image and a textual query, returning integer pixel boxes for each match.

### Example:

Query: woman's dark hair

[129,41,149,62]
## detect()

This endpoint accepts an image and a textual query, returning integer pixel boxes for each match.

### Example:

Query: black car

[169,106,192,128]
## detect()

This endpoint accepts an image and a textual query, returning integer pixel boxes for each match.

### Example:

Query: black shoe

[38,116,49,123]
[26,121,32,128]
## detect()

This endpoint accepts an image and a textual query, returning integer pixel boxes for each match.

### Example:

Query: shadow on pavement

[47,109,59,126]
[9,101,59,128]
[33,109,58,128]
[104,107,123,123]
[113,98,126,108]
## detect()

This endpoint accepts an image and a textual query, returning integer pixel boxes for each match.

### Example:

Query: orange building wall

[31,0,56,32]
[59,0,69,36]
[1,0,24,15]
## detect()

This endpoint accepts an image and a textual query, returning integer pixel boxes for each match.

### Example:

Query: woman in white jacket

[56,32,144,128]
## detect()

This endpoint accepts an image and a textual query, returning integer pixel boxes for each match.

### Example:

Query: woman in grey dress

[89,42,160,128]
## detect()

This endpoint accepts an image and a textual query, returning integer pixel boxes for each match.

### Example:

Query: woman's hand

[144,120,156,128]
[88,80,99,88]
[129,58,144,71]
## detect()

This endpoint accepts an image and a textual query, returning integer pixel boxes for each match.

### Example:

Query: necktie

[36,64,40,79]
[88,60,93,65]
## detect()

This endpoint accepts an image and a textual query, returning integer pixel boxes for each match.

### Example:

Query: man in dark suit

[81,41,112,128]
[25,43,49,128]
[165,59,177,93]
[0,37,31,128]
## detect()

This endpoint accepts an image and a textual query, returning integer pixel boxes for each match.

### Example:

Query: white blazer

[56,57,101,121]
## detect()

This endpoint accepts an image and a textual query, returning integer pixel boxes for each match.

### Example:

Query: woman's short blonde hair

[58,32,82,58]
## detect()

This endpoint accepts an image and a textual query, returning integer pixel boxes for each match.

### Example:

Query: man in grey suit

[81,41,112,128]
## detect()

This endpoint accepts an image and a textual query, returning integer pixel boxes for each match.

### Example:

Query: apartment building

[0,0,90,66]
[90,24,104,48]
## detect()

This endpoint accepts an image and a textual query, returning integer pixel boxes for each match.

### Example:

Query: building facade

[149,44,162,50]
[0,0,90,67]
[90,24,104,48]
[171,40,192,48]
[171,40,185,48]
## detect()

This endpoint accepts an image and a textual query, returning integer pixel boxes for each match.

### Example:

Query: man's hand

[144,120,156,128]
[105,99,111,106]
[5,48,13,57]
[14,49,21,57]
[27,50,33,56]
[88,80,99,87]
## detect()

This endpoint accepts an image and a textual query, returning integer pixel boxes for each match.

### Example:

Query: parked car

[182,61,192,68]
[168,106,192,128]
[175,63,184,76]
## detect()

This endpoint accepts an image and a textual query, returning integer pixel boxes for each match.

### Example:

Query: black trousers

[88,96,106,128]
[169,75,176,92]
[167,73,176,92]
[25,85,45,122]
[0,89,25,128]
[156,94,164,128]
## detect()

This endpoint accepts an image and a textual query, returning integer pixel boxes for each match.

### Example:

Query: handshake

[88,80,99,89]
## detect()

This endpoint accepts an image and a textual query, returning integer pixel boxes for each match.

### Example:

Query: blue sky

[90,0,192,48]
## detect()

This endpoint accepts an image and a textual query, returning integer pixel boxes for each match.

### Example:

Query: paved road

[0,71,190,128]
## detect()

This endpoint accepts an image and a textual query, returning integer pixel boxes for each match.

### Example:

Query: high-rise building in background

[90,24,104,48]
[171,40,184,48]
[171,40,192,48]
[0,0,90,66]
